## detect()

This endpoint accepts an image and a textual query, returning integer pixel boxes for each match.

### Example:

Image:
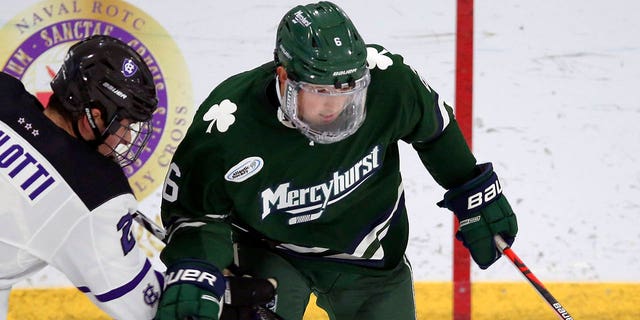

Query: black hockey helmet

[50,35,158,123]
[50,35,158,166]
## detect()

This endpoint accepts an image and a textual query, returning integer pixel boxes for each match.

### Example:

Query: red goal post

[454,0,474,319]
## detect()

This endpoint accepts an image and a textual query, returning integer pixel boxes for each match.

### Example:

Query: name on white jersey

[0,128,57,202]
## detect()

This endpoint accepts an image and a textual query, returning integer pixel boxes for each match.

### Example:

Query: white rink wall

[1,0,639,286]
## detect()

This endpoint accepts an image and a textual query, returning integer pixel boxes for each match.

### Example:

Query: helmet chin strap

[72,107,105,148]
[275,75,296,129]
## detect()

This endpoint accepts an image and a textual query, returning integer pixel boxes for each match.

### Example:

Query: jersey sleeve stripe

[435,92,451,131]
[77,259,153,302]
[154,270,165,289]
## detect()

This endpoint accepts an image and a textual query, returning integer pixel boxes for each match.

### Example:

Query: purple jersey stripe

[154,269,165,289]
[76,259,153,302]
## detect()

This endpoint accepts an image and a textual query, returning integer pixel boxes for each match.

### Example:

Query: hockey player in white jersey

[0,35,163,319]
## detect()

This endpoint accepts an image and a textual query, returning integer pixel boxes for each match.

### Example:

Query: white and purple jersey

[0,72,163,319]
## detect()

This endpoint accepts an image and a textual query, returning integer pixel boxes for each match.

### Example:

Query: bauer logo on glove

[466,178,502,210]
[438,163,518,269]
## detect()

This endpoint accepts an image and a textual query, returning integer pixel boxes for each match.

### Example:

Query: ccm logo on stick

[467,179,502,210]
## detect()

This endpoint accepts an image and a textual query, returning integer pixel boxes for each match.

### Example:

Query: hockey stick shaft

[132,210,167,241]
[255,306,285,320]
[494,235,574,320]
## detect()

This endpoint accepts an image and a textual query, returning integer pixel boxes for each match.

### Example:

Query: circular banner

[0,0,194,201]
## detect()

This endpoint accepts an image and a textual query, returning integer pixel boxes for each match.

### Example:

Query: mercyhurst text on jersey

[261,145,381,224]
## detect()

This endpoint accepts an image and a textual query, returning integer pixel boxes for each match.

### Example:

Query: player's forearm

[160,221,234,270]
[413,119,477,189]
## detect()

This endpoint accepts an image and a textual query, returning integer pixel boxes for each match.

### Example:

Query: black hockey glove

[220,276,279,320]
[155,259,226,320]
[438,163,518,269]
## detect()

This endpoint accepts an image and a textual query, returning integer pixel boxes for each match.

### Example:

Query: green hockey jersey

[160,44,477,273]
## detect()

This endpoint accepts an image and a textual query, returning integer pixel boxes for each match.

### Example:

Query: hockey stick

[132,210,167,240]
[494,235,574,320]
[132,211,283,320]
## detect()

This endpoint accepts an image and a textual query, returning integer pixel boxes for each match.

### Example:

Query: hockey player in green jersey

[155,2,518,320]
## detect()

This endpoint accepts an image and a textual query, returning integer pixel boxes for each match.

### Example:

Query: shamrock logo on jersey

[203,99,237,133]
[366,47,393,70]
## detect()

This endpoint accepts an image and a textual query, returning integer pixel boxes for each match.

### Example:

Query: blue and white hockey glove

[438,163,518,269]
[154,259,279,320]
[155,259,226,320]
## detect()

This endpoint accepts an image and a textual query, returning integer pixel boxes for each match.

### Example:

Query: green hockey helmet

[274,1,368,87]
[275,2,371,144]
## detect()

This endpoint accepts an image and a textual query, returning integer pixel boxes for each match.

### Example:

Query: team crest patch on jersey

[366,47,393,70]
[225,156,264,183]
[203,99,237,133]
[143,283,160,305]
